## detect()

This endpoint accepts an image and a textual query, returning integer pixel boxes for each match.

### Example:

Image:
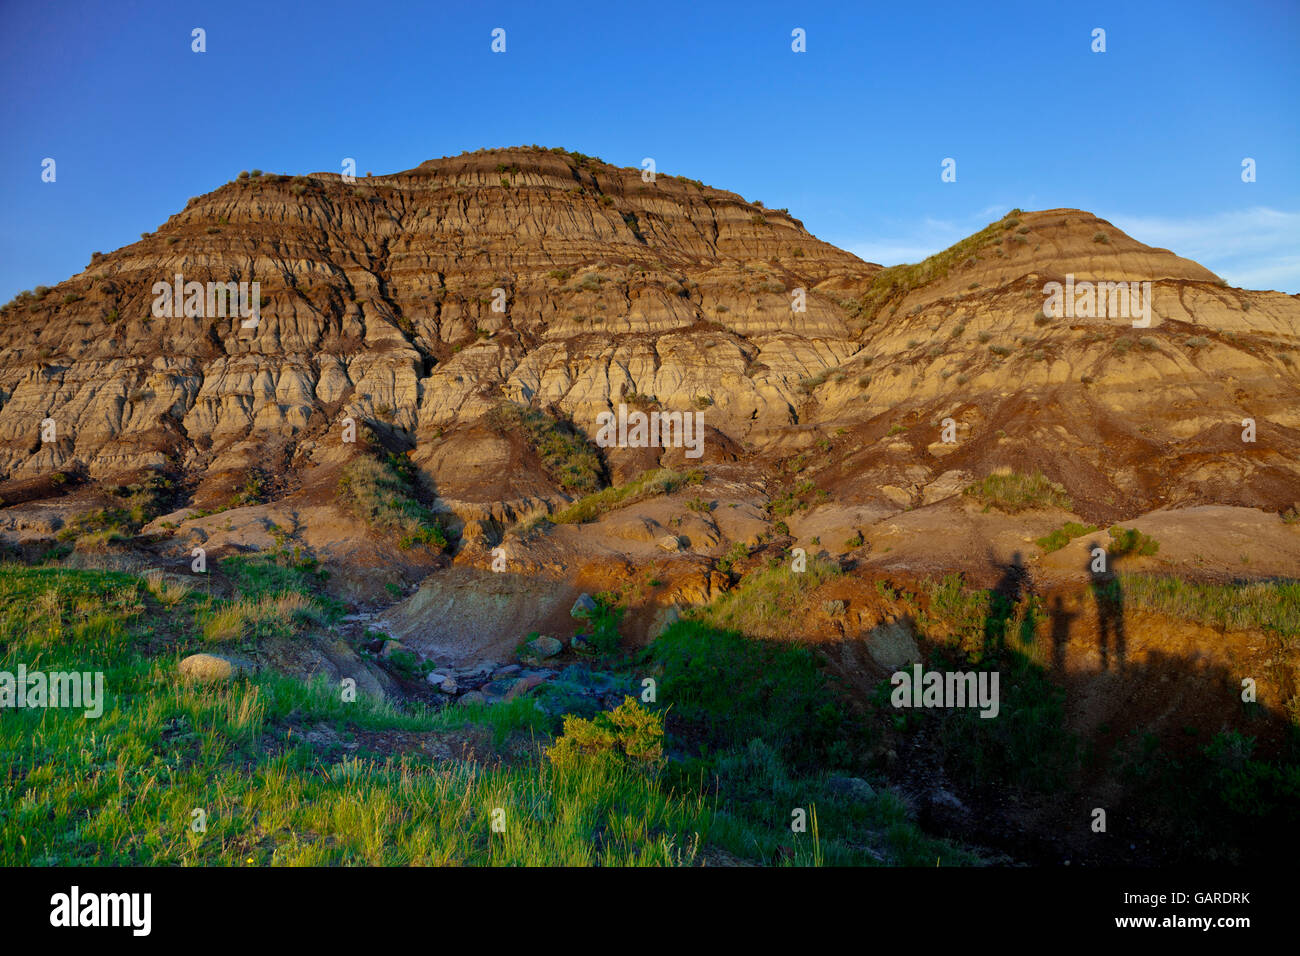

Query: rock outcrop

[0,146,1297,529]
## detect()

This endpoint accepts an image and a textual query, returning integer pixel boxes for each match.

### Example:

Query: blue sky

[2,0,1297,300]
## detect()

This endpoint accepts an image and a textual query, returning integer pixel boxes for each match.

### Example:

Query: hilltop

[0,147,1295,583]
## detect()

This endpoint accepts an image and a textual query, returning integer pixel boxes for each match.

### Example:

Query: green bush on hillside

[1107,525,1159,557]
[336,452,447,550]
[963,470,1072,514]
[1035,521,1099,553]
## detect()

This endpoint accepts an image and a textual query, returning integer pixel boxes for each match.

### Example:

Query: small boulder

[524,635,563,660]
[178,653,249,683]
[657,534,683,553]
[826,775,876,803]
[481,679,517,699]
[571,593,598,619]
[866,619,921,671]
[458,691,487,706]
[438,677,459,694]
[425,672,449,688]
[492,664,522,679]
[504,674,547,701]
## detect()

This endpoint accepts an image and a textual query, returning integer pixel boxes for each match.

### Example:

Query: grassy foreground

[0,562,965,866]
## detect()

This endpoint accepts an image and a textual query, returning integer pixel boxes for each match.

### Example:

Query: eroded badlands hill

[0,145,1297,551]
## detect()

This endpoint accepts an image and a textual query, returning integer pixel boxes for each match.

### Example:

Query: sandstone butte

[0,145,1297,619]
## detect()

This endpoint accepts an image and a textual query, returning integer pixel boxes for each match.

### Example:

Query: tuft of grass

[963,471,1072,514]
[1118,574,1298,643]
[201,591,321,643]
[143,569,192,607]
[1106,525,1160,557]
[1035,521,1099,553]
[336,453,447,550]
[550,468,703,525]
[692,557,841,640]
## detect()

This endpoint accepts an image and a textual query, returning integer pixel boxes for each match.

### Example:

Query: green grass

[646,618,854,771]
[549,468,703,525]
[200,590,323,643]
[641,617,975,865]
[690,556,842,639]
[0,564,705,865]
[963,470,1073,514]
[1117,574,1299,643]
[1035,521,1099,553]
[1107,525,1159,557]
[904,575,1077,788]
[336,452,448,550]
[0,562,970,867]
[196,549,344,646]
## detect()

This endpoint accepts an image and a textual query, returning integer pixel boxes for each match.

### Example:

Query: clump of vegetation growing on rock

[715,540,750,575]
[963,470,1072,514]
[336,452,447,550]
[1106,525,1160,558]
[229,470,267,507]
[550,468,703,525]
[692,555,841,640]
[798,370,831,392]
[487,403,605,495]
[57,472,176,546]
[1035,521,1098,553]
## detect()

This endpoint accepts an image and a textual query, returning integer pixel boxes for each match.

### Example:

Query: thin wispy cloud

[838,208,1010,268]
[838,207,1299,294]
[1110,208,1300,294]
